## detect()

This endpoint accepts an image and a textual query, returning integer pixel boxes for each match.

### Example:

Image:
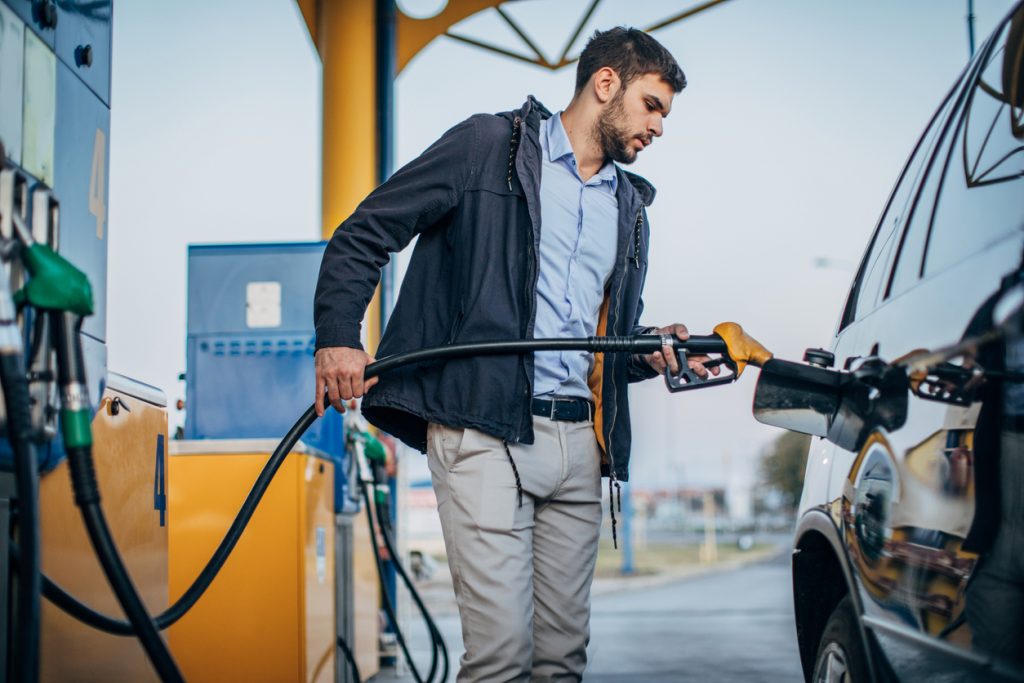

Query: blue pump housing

[184,242,353,510]
[0,0,113,472]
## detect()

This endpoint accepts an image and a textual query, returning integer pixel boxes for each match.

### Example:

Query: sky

[107,0,1017,491]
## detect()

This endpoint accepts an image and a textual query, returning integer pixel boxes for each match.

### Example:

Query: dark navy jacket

[314,96,658,481]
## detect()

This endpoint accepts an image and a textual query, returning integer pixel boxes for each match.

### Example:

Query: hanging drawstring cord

[609,477,617,549]
[503,440,524,508]
[608,473,623,549]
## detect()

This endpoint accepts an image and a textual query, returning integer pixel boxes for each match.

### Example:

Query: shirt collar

[544,112,618,192]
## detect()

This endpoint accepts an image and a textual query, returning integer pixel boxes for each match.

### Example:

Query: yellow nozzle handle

[713,322,773,377]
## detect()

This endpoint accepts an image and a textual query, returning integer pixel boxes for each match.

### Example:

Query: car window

[842,79,964,326]
[853,225,899,321]
[923,10,1024,278]
[886,92,960,299]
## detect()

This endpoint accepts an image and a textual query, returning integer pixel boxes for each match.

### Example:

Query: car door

[838,8,1024,679]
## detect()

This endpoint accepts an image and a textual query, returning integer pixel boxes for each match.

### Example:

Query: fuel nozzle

[10,212,93,318]
[351,428,392,534]
[363,431,389,501]
[349,422,391,506]
[654,322,773,392]
[7,211,95,452]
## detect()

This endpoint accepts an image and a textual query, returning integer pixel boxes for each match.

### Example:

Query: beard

[593,90,649,165]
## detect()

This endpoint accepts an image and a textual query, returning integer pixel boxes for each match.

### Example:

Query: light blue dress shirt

[533,112,619,399]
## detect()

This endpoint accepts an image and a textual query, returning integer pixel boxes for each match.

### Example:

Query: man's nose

[649,116,663,137]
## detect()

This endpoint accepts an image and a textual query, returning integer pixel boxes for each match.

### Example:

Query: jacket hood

[502,96,657,208]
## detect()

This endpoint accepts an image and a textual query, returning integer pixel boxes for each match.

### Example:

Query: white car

[754,3,1024,681]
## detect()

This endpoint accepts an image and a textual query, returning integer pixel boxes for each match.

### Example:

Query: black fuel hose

[336,634,362,682]
[366,335,725,377]
[34,333,728,638]
[0,352,42,683]
[373,494,450,683]
[53,311,185,683]
[68,467,185,683]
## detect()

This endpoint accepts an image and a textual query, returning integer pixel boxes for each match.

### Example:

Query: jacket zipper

[632,210,643,269]
[606,207,643,474]
[508,116,522,192]
[509,114,537,442]
[523,229,540,439]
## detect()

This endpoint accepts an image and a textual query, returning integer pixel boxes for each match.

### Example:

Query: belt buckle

[550,398,573,421]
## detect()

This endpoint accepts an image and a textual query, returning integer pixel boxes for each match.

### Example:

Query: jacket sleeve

[314,116,479,350]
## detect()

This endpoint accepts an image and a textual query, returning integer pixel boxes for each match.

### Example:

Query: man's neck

[558,107,607,182]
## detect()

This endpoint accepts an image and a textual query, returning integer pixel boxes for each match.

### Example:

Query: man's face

[595,72,675,164]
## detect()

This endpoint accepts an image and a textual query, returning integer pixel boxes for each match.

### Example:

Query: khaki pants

[426,416,603,682]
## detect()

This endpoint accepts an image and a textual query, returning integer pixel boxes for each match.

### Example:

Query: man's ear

[592,66,621,104]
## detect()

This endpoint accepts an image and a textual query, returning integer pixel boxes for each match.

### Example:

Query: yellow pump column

[299,0,385,351]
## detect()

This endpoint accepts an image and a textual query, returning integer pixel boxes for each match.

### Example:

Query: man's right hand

[315,346,378,416]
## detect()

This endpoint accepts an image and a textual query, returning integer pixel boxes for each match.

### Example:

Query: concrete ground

[371,548,804,682]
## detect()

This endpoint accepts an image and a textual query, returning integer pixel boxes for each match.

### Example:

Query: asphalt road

[584,550,803,681]
[373,550,804,682]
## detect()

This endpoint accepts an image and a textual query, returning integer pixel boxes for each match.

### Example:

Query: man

[315,27,709,681]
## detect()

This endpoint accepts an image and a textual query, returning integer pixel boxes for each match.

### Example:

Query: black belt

[532,397,594,422]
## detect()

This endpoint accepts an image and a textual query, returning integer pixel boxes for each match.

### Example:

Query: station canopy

[395,0,730,72]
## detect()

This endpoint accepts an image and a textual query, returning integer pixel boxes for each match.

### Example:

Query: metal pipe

[967,0,976,58]
[376,0,397,331]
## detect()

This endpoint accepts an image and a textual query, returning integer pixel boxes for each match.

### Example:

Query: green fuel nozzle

[363,431,387,464]
[9,212,94,316]
[14,243,94,316]
[361,431,390,505]
[8,212,94,448]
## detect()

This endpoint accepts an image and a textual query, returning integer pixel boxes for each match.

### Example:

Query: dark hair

[575,27,686,94]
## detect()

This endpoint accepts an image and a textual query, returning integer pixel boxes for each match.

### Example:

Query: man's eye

[645,102,654,111]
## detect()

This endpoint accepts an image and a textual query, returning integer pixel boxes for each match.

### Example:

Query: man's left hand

[643,323,720,379]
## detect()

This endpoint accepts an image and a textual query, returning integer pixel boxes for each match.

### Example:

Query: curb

[591,546,786,596]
